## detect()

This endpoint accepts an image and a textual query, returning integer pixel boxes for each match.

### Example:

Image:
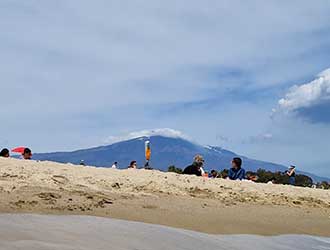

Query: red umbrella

[11,147,26,154]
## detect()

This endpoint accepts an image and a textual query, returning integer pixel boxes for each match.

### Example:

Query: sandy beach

[0,158,329,236]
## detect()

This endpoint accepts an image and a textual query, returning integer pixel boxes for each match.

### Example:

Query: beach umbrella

[11,147,26,154]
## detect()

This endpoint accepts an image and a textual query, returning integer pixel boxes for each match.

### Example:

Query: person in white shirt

[200,166,206,176]
[111,162,118,169]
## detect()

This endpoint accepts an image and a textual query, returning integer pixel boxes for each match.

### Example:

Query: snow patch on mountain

[104,128,193,145]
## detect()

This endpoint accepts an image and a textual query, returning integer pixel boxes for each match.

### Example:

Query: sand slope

[0,158,329,236]
[0,214,329,250]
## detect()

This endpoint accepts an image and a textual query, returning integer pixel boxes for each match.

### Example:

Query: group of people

[107,155,248,182]
[182,154,296,185]
[109,161,138,169]
[92,154,297,185]
[0,148,32,160]
[111,160,148,169]
[183,155,247,181]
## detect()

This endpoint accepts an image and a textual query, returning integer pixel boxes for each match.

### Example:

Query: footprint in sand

[111,183,121,189]
[10,200,39,208]
[95,198,113,208]
[36,192,62,205]
[51,175,69,185]
[142,205,158,209]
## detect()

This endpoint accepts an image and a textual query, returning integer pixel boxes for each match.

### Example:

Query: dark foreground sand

[0,158,330,236]
[0,214,329,250]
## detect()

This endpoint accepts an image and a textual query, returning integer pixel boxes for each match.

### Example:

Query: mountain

[32,131,328,182]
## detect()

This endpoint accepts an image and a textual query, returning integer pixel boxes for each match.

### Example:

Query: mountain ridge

[32,135,329,182]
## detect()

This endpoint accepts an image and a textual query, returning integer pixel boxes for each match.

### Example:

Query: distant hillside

[32,135,328,182]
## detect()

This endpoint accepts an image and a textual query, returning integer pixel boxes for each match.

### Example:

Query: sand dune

[0,158,329,236]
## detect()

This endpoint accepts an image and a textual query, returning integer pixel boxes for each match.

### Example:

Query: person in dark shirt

[228,157,246,180]
[286,165,296,185]
[183,155,205,176]
[183,162,203,176]
[210,170,219,178]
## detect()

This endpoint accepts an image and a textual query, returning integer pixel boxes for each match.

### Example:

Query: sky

[1,0,330,177]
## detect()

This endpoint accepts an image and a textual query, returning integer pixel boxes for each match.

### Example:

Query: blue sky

[1,0,330,177]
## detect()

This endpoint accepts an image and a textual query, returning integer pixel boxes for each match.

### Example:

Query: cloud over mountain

[104,128,191,144]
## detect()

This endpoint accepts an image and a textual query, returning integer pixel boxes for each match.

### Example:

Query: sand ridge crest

[0,158,329,236]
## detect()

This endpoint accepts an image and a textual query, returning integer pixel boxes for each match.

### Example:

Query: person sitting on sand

[22,148,32,160]
[183,155,205,176]
[286,165,296,186]
[210,170,219,178]
[0,148,10,158]
[246,172,258,182]
[220,169,229,179]
[195,155,206,175]
[228,157,246,180]
[267,177,276,184]
[112,162,118,169]
[128,161,137,169]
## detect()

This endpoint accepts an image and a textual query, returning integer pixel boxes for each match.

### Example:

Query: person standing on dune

[286,165,296,186]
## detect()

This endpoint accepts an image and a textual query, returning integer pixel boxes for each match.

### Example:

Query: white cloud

[104,128,192,145]
[242,133,273,145]
[277,68,330,113]
[262,133,273,139]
